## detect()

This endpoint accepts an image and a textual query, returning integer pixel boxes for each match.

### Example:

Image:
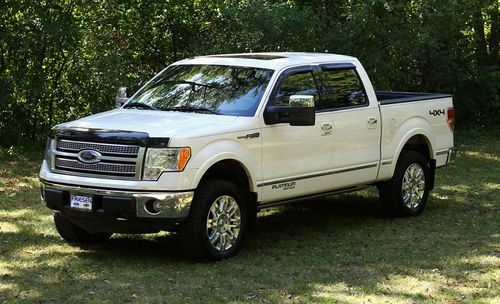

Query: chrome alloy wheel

[402,163,426,209]
[206,195,241,251]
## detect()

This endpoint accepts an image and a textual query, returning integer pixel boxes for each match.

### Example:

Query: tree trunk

[171,29,178,61]
[473,10,488,66]
[488,3,499,64]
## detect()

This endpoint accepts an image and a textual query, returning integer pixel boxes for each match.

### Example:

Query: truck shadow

[79,192,383,260]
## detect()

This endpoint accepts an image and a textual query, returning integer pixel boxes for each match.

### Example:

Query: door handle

[321,122,333,135]
[368,117,378,124]
[321,123,333,130]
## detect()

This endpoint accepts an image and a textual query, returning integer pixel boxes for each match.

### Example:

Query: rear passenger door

[318,64,380,188]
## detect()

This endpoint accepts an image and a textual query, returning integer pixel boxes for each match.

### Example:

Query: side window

[321,69,367,109]
[270,70,319,107]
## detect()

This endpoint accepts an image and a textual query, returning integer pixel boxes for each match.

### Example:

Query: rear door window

[320,68,367,110]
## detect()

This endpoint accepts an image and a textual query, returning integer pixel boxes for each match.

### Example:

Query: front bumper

[40,179,194,233]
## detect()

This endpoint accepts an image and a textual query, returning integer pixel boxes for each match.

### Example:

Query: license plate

[70,194,93,212]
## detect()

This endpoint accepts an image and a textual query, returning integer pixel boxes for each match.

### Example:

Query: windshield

[125,64,274,116]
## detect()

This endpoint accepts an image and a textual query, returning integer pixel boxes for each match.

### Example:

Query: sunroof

[210,54,286,60]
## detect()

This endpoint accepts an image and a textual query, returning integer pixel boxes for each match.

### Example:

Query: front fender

[189,139,261,191]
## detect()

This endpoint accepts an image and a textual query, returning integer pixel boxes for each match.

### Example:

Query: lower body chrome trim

[257,163,378,187]
[435,149,449,156]
[333,163,378,174]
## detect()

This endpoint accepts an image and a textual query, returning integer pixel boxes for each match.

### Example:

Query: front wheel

[180,179,247,261]
[378,150,430,216]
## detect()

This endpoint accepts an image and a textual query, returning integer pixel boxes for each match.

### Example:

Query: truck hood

[57,109,247,138]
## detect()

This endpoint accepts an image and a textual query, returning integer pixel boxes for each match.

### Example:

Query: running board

[256,185,368,211]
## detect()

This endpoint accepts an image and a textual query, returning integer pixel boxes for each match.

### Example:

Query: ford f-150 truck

[40,53,456,260]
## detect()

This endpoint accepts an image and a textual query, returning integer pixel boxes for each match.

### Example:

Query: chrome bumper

[40,180,194,219]
[447,147,457,164]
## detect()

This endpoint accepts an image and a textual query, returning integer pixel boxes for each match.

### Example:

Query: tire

[378,150,430,217]
[180,179,248,261]
[54,214,112,243]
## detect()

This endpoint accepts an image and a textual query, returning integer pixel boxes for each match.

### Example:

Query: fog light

[144,200,162,215]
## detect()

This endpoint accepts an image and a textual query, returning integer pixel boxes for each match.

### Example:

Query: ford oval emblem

[77,149,102,164]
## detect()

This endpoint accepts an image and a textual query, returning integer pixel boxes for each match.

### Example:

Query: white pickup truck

[40,53,456,260]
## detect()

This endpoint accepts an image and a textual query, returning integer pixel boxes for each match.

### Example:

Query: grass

[0,131,499,303]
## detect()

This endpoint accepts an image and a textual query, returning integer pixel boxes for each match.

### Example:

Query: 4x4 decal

[429,109,445,116]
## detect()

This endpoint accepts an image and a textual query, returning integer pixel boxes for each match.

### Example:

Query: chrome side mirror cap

[115,87,132,108]
[289,95,315,108]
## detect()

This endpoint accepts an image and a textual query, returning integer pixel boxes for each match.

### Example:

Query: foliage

[0,0,499,147]
[0,131,499,302]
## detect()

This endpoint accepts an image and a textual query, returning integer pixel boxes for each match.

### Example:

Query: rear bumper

[40,179,194,233]
[436,147,457,168]
[447,147,457,163]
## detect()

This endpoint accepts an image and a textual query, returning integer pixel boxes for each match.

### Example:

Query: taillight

[447,107,455,132]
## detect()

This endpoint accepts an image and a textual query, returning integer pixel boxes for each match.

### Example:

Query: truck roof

[173,52,357,70]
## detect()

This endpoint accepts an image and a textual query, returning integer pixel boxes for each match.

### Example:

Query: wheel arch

[391,117,435,168]
[197,158,254,193]
[193,157,259,231]
[399,133,434,161]
[389,130,436,190]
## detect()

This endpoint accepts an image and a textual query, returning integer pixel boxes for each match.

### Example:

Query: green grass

[0,132,499,303]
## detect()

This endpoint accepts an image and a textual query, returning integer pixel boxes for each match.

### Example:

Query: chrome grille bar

[57,139,140,156]
[55,157,136,175]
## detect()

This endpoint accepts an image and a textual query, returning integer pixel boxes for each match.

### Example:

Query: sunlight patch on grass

[257,206,286,218]
[311,282,411,304]
[459,255,500,268]
[461,151,500,162]
[12,244,81,262]
[440,184,473,193]
[0,222,20,233]
[0,261,13,276]
[0,210,31,218]
[484,182,500,191]
[377,274,440,296]
[0,176,39,192]
[0,282,17,293]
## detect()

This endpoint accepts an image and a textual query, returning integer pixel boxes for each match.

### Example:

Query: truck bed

[376,91,452,105]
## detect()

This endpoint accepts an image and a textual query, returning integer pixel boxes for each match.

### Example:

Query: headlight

[143,147,191,180]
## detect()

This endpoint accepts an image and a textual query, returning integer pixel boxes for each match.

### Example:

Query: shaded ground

[0,131,498,303]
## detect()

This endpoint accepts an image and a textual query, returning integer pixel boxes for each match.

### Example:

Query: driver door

[259,66,334,203]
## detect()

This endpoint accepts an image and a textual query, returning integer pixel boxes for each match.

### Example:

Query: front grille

[57,139,140,156]
[50,138,145,180]
[55,158,136,176]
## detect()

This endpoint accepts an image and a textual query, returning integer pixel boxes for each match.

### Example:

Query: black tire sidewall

[192,180,248,260]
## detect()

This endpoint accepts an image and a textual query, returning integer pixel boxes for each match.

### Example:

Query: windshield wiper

[168,106,220,115]
[164,80,219,91]
[123,102,158,111]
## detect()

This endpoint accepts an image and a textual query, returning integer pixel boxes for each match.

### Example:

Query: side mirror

[264,95,316,126]
[115,87,132,108]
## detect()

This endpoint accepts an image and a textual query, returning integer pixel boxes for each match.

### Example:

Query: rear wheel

[54,213,112,243]
[378,150,430,216]
[180,179,247,260]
